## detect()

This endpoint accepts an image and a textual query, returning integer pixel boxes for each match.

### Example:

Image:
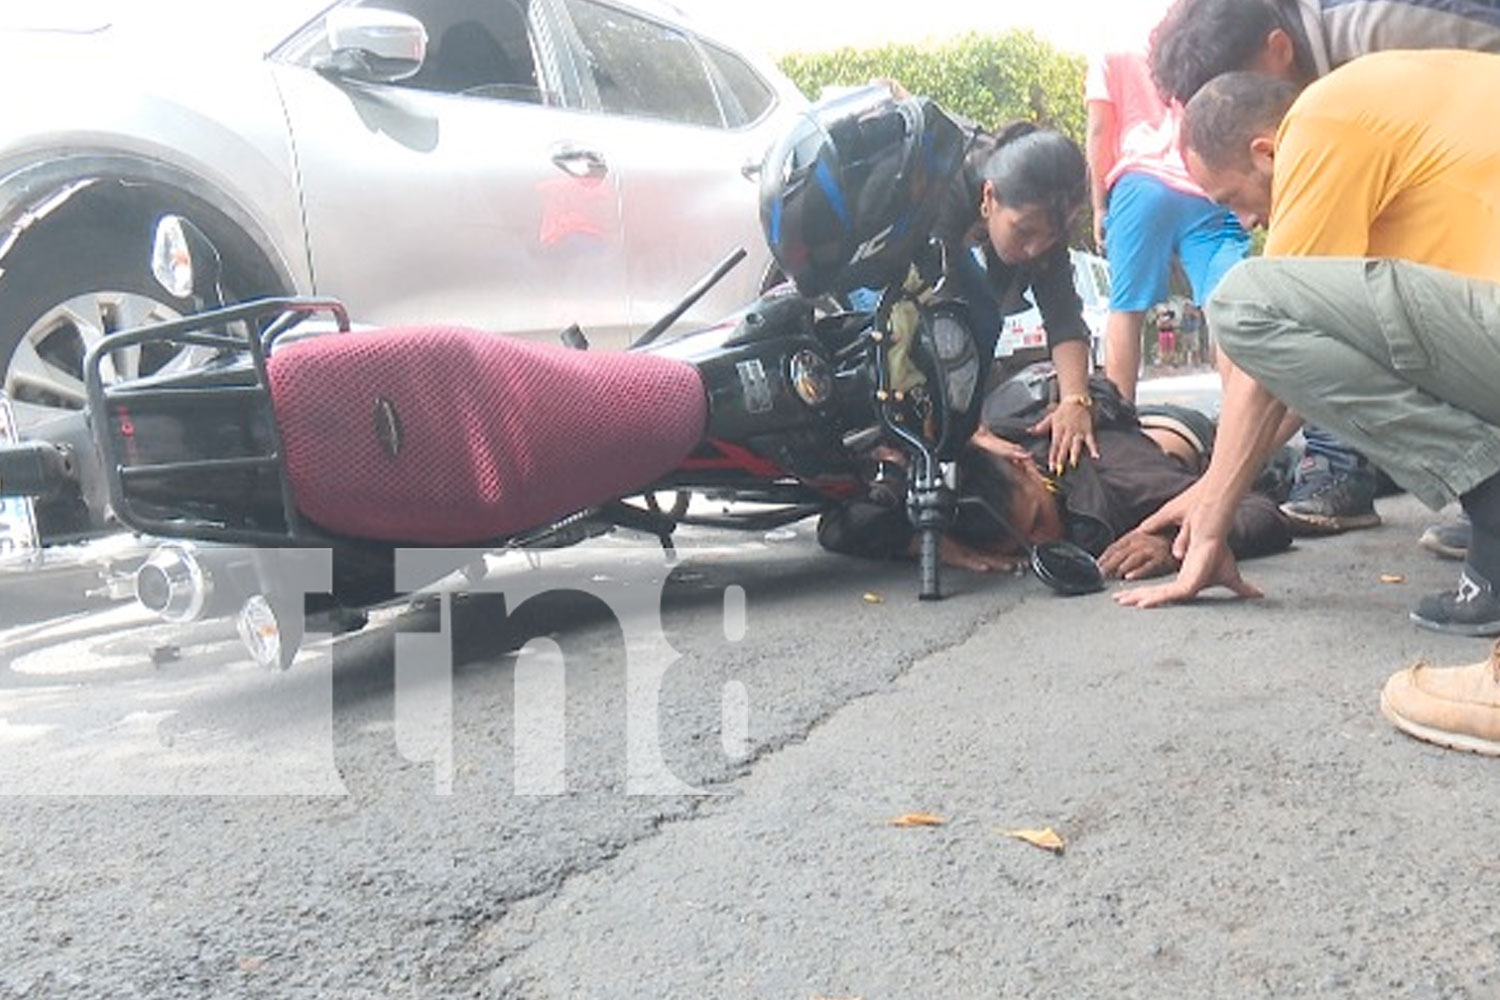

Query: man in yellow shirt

[1115,49,1500,755]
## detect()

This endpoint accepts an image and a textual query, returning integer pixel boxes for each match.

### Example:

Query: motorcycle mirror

[151,215,223,304]
[957,494,1105,597]
[1029,539,1105,596]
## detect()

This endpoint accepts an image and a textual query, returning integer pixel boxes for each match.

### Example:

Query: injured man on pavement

[818,366,1294,580]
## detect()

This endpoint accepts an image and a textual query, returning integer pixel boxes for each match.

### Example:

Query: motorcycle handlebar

[918,527,942,601]
[0,441,78,500]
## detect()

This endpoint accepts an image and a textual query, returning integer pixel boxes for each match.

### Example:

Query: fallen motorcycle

[0,87,1102,668]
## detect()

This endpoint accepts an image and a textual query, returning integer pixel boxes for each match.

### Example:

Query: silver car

[0,0,806,427]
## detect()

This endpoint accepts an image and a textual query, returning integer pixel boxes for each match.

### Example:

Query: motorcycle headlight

[927,309,979,415]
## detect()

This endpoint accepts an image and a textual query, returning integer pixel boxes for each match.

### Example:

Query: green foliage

[777,30,1086,145]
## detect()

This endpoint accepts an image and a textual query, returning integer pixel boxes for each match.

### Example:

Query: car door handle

[740,157,762,181]
[551,145,609,178]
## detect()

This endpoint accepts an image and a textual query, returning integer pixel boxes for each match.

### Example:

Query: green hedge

[776,30,1086,146]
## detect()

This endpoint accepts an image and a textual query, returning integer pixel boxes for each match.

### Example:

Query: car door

[555,0,787,335]
[270,0,636,344]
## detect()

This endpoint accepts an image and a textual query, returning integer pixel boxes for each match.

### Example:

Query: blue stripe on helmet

[815,159,852,232]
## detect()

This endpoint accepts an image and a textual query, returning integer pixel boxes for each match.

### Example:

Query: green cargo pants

[1207,256,1500,510]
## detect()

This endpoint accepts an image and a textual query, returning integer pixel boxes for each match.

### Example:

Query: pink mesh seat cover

[266,326,707,544]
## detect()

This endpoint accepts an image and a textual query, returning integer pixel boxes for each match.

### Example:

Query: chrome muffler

[134,541,260,624]
[135,542,213,622]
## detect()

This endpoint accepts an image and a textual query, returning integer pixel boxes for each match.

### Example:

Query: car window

[356,0,551,104]
[563,0,723,128]
[700,41,775,127]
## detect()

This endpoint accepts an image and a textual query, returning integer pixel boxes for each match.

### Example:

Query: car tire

[0,212,195,428]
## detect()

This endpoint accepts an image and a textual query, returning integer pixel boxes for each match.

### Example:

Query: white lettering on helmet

[849,223,895,264]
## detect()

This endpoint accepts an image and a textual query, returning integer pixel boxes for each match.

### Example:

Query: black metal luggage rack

[83,297,351,546]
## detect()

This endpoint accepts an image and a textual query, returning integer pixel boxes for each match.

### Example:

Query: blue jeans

[1301,424,1369,478]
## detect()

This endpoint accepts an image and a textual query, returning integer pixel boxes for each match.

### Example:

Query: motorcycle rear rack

[84,296,351,546]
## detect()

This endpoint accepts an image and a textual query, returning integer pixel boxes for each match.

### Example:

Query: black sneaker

[1418,517,1470,561]
[1279,455,1380,535]
[1411,567,1500,636]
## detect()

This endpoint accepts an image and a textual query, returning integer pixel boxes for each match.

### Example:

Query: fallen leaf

[862,591,885,604]
[1379,574,1406,584]
[889,812,947,828]
[999,826,1065,854]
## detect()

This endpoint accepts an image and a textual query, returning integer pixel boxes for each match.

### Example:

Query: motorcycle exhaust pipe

[135,542,215,623]
[134,541,260,624]
[134,542,311,670]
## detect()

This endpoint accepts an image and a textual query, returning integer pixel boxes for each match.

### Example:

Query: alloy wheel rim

[3,289,183,429]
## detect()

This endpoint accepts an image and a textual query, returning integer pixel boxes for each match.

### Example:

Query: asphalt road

[2,493,1498,998]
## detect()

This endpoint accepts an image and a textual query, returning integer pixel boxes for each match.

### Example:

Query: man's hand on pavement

[1112,533,1262,607]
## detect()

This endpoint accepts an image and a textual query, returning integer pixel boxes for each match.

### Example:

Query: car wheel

[0,217,194,430]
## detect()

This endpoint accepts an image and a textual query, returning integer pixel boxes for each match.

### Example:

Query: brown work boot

[1380,641,1500,755]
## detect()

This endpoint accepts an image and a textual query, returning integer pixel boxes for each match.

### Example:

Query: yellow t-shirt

[1265,49,1500,284]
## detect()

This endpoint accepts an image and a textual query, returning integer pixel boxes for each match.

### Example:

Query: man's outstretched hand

[1112,532,1262,607]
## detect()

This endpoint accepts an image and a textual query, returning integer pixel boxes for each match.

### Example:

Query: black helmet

[760,86,968,298]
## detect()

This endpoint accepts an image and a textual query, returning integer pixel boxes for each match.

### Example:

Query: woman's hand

[1030,397,1099,475]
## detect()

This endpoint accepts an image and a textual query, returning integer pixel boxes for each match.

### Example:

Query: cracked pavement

[3,497,1499,998]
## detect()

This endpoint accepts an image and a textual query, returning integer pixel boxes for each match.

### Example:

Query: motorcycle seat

[266,325,707,544]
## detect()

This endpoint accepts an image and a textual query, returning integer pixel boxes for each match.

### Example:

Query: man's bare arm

[1117,358,1290,606]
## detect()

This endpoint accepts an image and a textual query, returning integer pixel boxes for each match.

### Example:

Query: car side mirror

[316,8,427,84]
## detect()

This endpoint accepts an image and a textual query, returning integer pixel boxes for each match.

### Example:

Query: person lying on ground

[818,373,1292,578]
